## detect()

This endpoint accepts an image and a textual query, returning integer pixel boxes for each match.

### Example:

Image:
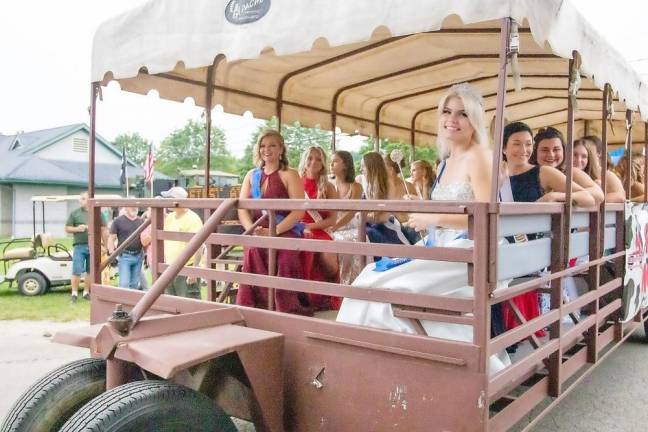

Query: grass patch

[0,236,91,321]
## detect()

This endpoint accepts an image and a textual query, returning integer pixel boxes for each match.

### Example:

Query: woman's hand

[253,227,271,236]
[537,191,565,202]
[406,213,435,232]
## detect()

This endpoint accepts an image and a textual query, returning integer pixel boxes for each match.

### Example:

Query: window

[72,137,88,153]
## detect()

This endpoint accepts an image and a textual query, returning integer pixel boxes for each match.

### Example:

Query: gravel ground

[0,320,646,431]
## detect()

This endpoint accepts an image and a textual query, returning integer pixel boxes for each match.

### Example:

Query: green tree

[112,132,150,166]
[156,120,235,177]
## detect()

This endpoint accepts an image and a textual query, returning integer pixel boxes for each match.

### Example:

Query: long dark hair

[333,150,355,183]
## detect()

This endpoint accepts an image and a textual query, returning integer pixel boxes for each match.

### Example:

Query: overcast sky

[1,0,647,157]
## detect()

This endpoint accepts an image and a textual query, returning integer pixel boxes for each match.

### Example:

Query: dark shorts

[72,244,90,276]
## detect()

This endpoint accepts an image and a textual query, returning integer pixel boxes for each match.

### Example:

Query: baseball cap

[160,186,188,199]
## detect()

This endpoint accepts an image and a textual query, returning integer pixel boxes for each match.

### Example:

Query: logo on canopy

[225,0,271,25]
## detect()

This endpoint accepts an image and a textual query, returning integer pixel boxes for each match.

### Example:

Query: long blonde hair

[362,152,389,200]
[436,83,488,160]
[298,146,329,198]
[574,139,602,181]
[253,129,289,170]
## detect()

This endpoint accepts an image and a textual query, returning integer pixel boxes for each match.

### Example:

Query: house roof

[0,123,153,188]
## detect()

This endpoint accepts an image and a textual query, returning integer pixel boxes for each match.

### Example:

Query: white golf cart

[1,194,119,295]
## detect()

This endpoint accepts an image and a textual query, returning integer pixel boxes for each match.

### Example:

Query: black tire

[60,381,238,432]
[17,272,48,296]
[0,358,106,432]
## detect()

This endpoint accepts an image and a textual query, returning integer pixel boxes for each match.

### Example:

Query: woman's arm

[601,170,626,203]
[237,170,254,231]
[332,183,363,231]
[573,169,604,205]
[539,166,595,207]
[305,183,338,230]
[273,169,306,235]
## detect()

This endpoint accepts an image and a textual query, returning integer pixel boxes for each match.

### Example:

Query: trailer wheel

[59,381,238,432]
[16,272,48,296]
[0,358,106,432]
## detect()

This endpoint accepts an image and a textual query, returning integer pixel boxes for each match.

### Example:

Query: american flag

[144,142,155,184]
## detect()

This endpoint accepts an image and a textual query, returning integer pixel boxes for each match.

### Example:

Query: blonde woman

[616,153,645,201]
[298,146,340,310]
[337,83,511,375]
[236,129,311,315]
[410,159,436,200]
[362,151,412,247]
[574,137,625,203]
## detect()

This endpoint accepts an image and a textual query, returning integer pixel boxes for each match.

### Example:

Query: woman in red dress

[299,146,341,310]
[236,130,312,315]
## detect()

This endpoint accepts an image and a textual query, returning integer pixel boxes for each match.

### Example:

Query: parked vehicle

[3,1,648,431]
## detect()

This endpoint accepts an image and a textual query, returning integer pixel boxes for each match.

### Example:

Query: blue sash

[250,168,304,236]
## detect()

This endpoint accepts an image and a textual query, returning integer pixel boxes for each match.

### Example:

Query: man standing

[108,206,144,290]
[160,187,203,299]
[65,191,108,302]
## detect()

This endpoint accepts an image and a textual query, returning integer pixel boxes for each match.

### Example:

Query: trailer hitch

[109,304,132,336]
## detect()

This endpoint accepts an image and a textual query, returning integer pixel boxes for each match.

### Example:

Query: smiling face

[439,96,475,145]
[535,137,564,168]
[304,148,324,178]
[257,134,284,166]
[573,142,589,170]
[504,131,534,166]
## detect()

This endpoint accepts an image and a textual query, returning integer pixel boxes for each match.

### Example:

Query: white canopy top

[93,0,648,145]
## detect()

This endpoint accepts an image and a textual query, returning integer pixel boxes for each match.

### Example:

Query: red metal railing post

[88,82,99,199]
[267,210,277,311]
[624,109,633,199]
[149,207,164,283]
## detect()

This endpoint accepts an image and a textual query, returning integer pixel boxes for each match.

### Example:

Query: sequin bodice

[431,182,474,201]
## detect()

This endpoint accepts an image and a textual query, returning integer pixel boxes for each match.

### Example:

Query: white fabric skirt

[336,237,511,375]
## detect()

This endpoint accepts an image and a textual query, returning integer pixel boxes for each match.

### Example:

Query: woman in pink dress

[236,130,312,315]
[299,146,341,310]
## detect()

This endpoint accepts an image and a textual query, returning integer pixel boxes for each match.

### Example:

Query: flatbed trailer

[3,1,648,431]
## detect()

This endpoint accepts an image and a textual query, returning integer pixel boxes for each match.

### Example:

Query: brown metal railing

[89,195,638,431]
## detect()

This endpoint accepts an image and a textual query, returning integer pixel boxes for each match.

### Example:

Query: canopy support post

[87,82,101,289]
[489,20,511,205]
[644,122,648,202]
[203,57,223,198]
[88,82,100,198]
[624,110,634,199]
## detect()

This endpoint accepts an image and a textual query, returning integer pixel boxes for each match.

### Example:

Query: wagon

[3,0,648,431]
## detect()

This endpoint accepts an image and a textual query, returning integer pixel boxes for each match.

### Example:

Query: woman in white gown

[336,83,511,375]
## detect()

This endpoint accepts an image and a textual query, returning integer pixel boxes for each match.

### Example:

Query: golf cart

[1,194,119,296]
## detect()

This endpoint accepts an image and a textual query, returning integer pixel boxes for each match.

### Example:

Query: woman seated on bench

[500,122,594,335]
[362,151,413,249]
[573,136,625,203]
[530,127,604,205]
[236,130,312,315]
[336,83,511,375]
[299,146,341,311]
